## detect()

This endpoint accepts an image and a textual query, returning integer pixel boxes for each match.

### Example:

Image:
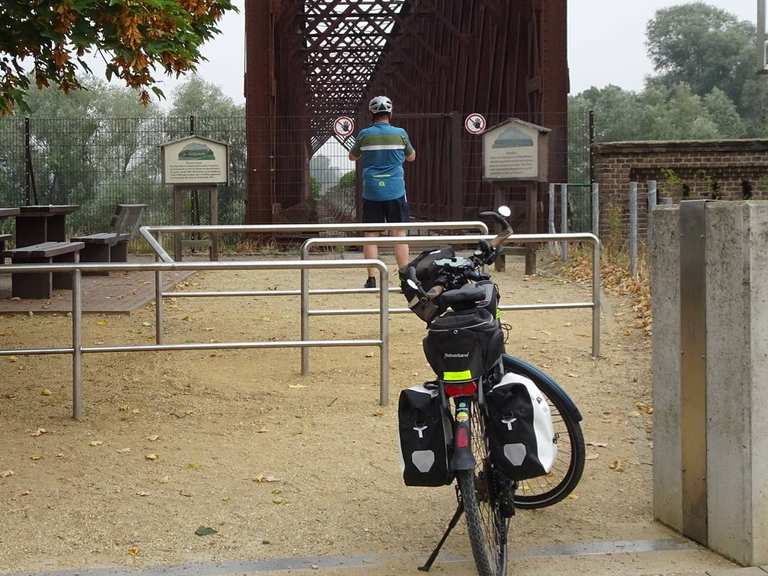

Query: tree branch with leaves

[0,0,237,114]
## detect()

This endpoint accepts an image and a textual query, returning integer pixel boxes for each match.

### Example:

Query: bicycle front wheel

[456,403,508,576]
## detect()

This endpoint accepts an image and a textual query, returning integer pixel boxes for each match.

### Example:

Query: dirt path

[0,257,732,575]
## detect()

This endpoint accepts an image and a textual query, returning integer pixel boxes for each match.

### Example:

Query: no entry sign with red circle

[465,113,487,135]
[333,116,355,138]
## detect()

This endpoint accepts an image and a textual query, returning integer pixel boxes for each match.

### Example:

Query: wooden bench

[71,204,146,274]
[3,241,84,299]
[0,233,11,264]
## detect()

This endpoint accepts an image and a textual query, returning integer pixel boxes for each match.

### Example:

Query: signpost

[482,119,552,274]
[161,135,229,261]
[760,0,767,73]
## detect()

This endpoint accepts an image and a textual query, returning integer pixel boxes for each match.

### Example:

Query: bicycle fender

[501,354,583,422]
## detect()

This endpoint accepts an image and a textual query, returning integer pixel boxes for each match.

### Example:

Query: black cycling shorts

[362,196,410,223]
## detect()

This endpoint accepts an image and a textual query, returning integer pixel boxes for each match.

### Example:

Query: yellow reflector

[443,370,473,381]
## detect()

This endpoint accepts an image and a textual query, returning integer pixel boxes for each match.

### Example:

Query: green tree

[0,0,236,114]
[168,76,243,118]
[570,85,652,142]
[646,3,755,114]
[645,84,720,140]
[703,87,746,138]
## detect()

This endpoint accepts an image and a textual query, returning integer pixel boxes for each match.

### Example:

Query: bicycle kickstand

[418,503,464,572]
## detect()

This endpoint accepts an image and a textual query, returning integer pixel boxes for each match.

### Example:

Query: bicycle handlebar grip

[427,285,445,300]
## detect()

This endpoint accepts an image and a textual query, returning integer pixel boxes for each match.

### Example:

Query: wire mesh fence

[0,116,247,236]
[0,110,592,237]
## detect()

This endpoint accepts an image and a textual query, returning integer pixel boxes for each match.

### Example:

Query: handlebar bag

[398,385,454,487]
[409,247,456,291]
[486,372,558,480]
[423,309,504,382]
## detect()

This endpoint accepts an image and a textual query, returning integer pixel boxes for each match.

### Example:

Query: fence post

[647,180,658,248]
[548,183,556,255]
[72,268,83,420]
[629,182,639,277]
[301,267,310,375]
[588,110,595,183]
[592,182,600,238]
[449,112,464,220]
[560,184,568,262]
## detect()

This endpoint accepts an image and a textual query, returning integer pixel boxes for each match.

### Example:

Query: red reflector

[456,427,469,448]
[445,382,478,397]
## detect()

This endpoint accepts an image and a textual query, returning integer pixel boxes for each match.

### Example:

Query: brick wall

[593,139,768,247]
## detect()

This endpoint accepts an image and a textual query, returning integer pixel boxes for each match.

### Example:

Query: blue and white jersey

[350,123,415,201]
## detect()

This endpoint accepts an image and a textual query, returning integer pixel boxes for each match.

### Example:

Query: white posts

[629,182,638,277]
[548,183,557,255]
[560,184,569,261]
[592,182,600,237]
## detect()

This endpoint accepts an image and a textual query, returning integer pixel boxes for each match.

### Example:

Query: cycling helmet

[369,95,393,114]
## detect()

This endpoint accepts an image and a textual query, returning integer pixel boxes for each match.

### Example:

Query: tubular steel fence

[0,111,592,237]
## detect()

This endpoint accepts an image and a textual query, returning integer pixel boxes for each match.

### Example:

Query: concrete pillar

[651,205,682,533]
[651,201,768,566]
[704,201,768,566]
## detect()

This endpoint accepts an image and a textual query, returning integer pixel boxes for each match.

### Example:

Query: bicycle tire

[456,403,508,576]
[513,386,585,509]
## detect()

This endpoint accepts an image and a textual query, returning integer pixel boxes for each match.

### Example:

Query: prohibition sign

[464,113,487,135]
[333,116,355,138]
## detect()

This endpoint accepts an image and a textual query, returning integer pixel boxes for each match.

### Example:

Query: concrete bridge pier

[651,200,768,566]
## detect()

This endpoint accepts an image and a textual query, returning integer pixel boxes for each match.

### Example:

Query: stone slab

[651,205,683,532]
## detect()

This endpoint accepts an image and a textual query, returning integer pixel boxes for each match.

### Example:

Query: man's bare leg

[393,228,410,271]
[364,231,379,279]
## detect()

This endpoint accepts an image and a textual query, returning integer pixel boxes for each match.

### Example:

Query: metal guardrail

[299,234,602,368]
[136,225,600,378]
[138,221,491,265]
[0,259,390,419]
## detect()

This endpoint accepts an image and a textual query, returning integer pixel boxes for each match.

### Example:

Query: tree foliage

[646,2,755,108]
[169,75,242,118]
[573,2,767,142]
[0,0,236,114]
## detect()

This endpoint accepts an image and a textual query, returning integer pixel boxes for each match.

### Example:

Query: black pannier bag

[486,373,558,480]
[398,385,454,486]
[423,309,505,382]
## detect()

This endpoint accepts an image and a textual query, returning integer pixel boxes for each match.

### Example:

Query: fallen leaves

[252,474,280,483]
[127,545,140,557]
[195,526,217,537]
[30,428,48,437]
[609,459,625,472]
[89,440,104,447]
[145,453,158,461]
[1,470,14,478]
[40,389,52,396]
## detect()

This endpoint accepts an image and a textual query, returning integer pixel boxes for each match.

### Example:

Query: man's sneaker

[364,276,376,289]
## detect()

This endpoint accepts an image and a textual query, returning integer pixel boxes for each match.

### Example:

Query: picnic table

[15,204,79,248]
[1,205,82,298]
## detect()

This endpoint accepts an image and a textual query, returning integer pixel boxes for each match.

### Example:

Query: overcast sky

[146,0,758,106]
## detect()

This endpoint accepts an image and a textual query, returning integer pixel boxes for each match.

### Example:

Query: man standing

[349,96,416,288]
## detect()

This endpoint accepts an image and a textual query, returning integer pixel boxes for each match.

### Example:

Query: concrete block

[705,201,768,565]
[651,204,682,532]
[705,202,751,561]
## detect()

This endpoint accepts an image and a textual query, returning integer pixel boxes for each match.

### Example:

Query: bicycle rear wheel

[513,385,585,509]
[456,402,508,576]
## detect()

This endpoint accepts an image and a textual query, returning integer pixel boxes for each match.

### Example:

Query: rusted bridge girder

[245,0,568,225]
